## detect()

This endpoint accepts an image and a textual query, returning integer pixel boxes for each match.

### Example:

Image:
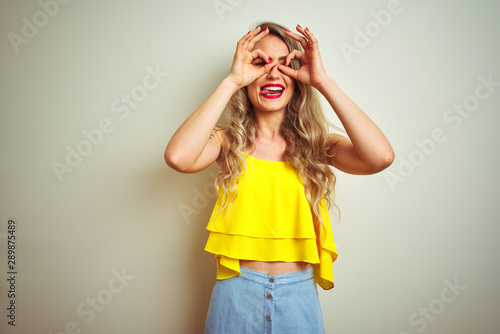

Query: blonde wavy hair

[215,21,339,245]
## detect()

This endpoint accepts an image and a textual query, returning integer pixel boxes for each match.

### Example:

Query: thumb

[278,65,298,80]
[256,63,275,77]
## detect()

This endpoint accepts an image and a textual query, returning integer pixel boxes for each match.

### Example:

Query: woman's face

[247,34,296,114]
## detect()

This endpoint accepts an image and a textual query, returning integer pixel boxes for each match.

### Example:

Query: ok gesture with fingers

[278,25,329,88]
[227,26,276,89]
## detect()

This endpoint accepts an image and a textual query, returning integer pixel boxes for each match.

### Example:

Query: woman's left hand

[278,25,329,88]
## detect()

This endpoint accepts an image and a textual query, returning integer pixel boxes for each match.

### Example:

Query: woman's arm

[164,78,236,173]
[279,25,394,175]
[164,26,274,173]
[317,78,394,175]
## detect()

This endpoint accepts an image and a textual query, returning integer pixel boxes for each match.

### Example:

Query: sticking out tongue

[261,88,283,95]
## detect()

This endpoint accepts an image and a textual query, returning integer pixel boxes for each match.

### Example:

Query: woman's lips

[260,84,284,99]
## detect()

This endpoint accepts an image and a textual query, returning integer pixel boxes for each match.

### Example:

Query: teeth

[262,86,283,91]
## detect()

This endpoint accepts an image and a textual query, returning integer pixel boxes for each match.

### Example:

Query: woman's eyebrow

[269,56,287,61]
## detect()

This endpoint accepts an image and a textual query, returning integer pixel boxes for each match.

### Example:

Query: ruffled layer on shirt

[204,231,338,290]
[312,226,338,290]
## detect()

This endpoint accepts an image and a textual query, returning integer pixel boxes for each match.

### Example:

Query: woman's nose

[267,64,279,79]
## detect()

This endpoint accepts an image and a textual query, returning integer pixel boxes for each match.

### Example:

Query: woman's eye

[277,60,290,67]
[255,62,266,67]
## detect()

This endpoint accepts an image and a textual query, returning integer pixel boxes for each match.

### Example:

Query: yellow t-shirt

[204,152,338,290]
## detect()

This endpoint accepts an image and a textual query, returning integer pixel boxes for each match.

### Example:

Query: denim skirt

[204,265,325,334]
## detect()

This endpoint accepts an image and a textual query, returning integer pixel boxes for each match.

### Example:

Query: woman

[165,21,394,333]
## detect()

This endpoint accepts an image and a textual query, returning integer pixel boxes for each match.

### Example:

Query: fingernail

[264,27,268,31]
[272,65,277,70]
[297,24,302,28]
[268,57,271,63]
[247,31,251,34]
[306,27,309,31]
[285,29,290,33]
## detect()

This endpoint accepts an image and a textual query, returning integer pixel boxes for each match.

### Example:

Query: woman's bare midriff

[240,260,312,275]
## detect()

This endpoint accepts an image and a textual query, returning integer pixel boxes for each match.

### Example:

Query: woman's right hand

[227,26,274,89]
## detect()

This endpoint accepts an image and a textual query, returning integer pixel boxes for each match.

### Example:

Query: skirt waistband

[239,265,314,287]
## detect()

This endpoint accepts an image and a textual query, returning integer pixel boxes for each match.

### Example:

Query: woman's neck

[254,109,285,140]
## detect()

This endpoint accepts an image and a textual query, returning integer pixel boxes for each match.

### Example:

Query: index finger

[250,49,271,65]
[244,27,270,51]
[236,26,258,48]
[284,26,309,51]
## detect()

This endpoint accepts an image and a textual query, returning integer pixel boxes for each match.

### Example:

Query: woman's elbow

[164,150,186,172]
[373,149,395,173]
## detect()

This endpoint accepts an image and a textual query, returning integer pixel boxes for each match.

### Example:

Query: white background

[1,0,499,333]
